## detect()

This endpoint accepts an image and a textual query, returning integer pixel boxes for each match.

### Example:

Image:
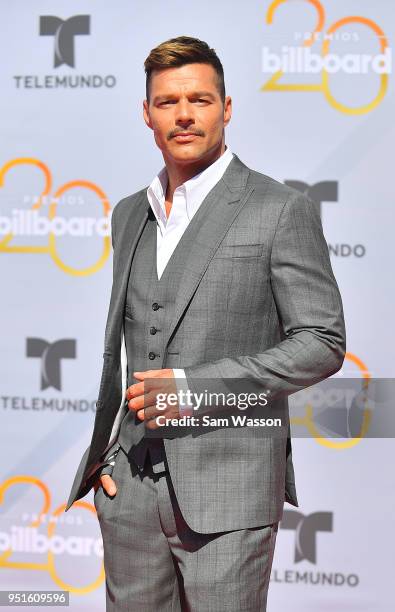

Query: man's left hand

[126,368,180,430]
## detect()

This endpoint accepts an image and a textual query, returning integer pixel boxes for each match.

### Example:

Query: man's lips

[172,133,199,142]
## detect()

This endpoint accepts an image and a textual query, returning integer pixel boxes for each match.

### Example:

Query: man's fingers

[100,474,117,496]
[143,404,163,420]
[126,372,178,414]
[133,369,161,379]
[136,405,155,421]
[126,381,145,400]
[128,389,157,411]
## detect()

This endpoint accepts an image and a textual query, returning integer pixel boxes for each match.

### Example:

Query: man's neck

[164,143,226,206]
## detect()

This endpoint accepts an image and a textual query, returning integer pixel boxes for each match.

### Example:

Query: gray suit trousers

[94,447,278,611]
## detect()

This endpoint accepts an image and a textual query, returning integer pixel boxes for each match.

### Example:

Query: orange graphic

[0,475,104,594]
[261,0,389,114]
[291,352,372,449]
[0,158,111,276]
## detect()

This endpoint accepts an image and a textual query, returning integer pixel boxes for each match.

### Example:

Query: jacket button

[148,351,156,360]
[152,302,160,311]
[150,326,157,335]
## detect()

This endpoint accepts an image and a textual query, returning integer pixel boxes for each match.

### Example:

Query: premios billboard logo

[290,352,372,450]
[0,475,104,594]
[261,0,391,114]
[0,158,111,276]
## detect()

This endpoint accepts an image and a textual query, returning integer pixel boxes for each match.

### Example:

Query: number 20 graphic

[0,158,111,277]
[261,0,390,114]
[0,476,104,594]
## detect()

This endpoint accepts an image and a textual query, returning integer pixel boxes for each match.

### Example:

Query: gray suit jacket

[65,154,346,532]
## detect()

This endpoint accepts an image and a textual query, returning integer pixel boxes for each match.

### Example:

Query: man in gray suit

[65,36,346,611]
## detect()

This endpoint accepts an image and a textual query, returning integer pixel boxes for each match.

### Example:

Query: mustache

[168,128,205,140]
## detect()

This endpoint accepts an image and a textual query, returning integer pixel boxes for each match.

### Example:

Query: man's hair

[144,36,225,103]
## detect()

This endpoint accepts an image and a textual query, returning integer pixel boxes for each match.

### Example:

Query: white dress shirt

[146,146,234,413]
[147,146,233,279]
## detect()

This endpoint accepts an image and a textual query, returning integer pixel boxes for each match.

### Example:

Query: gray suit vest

[117,210,188,472]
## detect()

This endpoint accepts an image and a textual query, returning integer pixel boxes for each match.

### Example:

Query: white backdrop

[1,1,394,610]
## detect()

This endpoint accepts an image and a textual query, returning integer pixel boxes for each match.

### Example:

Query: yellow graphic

[262,0,389,114]
[291,352,372,449]
[0,158,111,276]
[0,475,104,594]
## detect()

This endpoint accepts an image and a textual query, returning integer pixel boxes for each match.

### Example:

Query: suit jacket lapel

[162,155,255,354]
[107,155,255,368]
[105,191,149,356]
[102,192,150,447]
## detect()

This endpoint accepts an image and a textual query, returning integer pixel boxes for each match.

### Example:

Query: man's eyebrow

[191,91,216,99]
[153,91,216,104]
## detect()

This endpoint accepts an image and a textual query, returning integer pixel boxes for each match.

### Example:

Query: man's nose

[175,100,194,125]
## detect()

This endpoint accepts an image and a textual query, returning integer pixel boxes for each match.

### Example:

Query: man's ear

[223,95,232,128]
[143,99,153,129]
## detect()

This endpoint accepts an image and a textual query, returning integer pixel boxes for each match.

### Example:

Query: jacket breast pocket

[213,243,264,259]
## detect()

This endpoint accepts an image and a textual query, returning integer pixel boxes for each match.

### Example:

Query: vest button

[148,351,156,360]
[150,326,157,335]
[152,302,160,311]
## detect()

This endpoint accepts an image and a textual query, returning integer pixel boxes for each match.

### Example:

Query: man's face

[143,63,232,165]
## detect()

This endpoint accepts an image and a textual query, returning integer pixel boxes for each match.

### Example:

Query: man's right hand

[94,474,117,496]
[93,443,120,496]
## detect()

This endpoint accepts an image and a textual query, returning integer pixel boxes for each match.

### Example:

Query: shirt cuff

[173,368,194,416]
[99,442,121,476]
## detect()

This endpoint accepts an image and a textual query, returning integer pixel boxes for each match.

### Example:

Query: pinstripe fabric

[95,447,278,611]
[66,154,346,536]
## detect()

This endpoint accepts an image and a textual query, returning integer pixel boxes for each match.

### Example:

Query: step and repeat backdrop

[1,1,394,610]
